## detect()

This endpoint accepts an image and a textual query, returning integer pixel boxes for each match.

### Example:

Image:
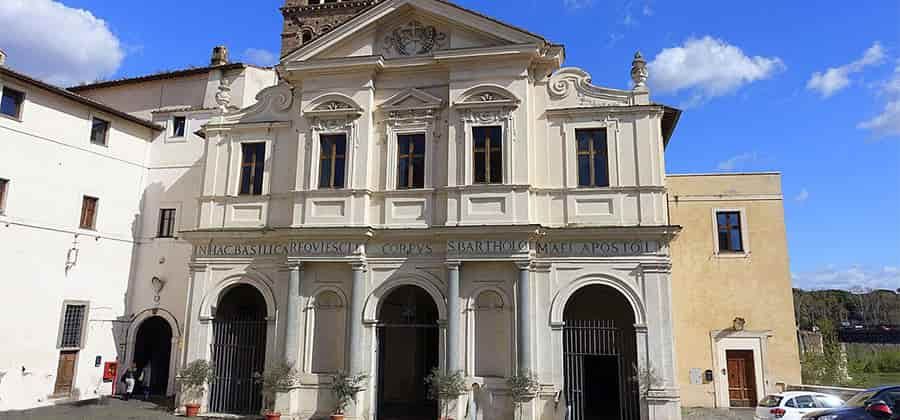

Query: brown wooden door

[53,351,78,396]
[726,350,757,407]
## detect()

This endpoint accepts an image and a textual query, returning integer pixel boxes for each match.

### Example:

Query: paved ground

[682,407,756,420]
[2,398,756,420]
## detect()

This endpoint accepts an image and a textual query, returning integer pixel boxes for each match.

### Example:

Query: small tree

[176,360,216,405]
[332,372,367,415]
[425,368,467,419]
[506,370,540,419]
[257,362,300,413]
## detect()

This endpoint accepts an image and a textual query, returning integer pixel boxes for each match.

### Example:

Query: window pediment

[303,93,363,119]
[454,85,520,110]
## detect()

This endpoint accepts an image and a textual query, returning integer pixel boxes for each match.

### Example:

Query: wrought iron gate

[563,320,639,420]
[208,319,267,414]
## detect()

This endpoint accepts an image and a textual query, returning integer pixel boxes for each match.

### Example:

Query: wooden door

[53,351,78,396]
[726,350,757,407]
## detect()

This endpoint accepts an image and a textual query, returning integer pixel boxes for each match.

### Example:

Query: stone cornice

[545,104,667,118]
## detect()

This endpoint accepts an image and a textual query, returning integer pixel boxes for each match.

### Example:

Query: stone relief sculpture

[383,21,448,56]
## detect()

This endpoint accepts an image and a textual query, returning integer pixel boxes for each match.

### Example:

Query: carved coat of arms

[384,21,447,56]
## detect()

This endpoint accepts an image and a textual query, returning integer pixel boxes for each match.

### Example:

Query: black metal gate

[208,319,267,414]
[563,320,639,420]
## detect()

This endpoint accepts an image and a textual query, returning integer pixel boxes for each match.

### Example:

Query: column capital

[445,260,462,270]
[531,261,553,273]
[640,262,672,274]
[514,260,532,271]
[350,261,368,272]
[188,262,207,273]
[284,261,304,272]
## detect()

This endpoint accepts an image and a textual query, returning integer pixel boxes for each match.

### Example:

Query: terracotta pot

[184,403,200,417]
[330,414,345,420]
[264,412,282,420]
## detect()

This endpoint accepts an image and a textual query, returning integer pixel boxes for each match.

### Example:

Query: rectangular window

[473,126,502,184]
[397,133,426,189]
[59,304,87,349]
[0,178,8,214]
[716,211,744,252]
[319,134,347,189]
[1,87,25,119]
[90,117,110,146]
[239,142,266,195]
[157,208,176,238]
[79,196,98,230]
[171,116,186,138]
[576,128,610,187]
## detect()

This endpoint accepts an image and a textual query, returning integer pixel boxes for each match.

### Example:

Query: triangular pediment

[381,88,443,111]
[283,0,547,63]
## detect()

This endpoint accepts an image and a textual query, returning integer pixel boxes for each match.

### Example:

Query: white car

[755,391,845,419]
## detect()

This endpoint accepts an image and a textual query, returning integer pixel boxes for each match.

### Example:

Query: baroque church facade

[186,0,681,418]
[0,0,803,418]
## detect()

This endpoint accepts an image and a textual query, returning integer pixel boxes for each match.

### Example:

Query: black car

[802,386,900,419]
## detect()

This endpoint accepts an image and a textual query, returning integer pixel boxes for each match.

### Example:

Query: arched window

[301,30,313,44]
[474,290,509,377]
[311,290,345,374]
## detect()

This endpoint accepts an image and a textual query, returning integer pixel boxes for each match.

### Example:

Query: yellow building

[668,172,802,408]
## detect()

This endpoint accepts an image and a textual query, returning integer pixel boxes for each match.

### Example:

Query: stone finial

[631,51,648,90]
[0,49,6,66]
[211,45,229,66]
[215,77,233,114]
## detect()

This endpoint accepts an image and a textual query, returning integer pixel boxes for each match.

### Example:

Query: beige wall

[667,173,801,407]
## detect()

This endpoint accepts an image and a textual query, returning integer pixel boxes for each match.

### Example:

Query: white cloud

[717,152,758,170]
[793,265,900,291]
[794,188,810,202]
[807,42,885,98]
[242,48,278,67]
[858,64,900,138]
[648,36,784,106]
[563,0,593,10]
[0,0,124,86]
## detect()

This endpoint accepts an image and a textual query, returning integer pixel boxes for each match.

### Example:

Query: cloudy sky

[1,0,897,290]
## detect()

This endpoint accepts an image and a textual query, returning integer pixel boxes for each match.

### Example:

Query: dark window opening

[1,87,25,119]
[0,178,8,214]
[60,304,86,349]
[301,30,313,44]
[157,208,176,238]
[397,133,426,189]
[473,126,502,184]
[239,143,266,195]
[319,134,347,189]
[80,196,98,230]
[90,117,110,146]
[716,211,744,252]
[576,128,610,187]
[171,116,186,137]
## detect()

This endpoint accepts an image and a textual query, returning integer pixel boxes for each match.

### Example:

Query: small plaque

[689,368,703,385]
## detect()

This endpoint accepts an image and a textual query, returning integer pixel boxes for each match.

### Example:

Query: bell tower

[280,0,380,58]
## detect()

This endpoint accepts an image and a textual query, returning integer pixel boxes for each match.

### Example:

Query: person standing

[121,363,138,401]
[141,361,152,400]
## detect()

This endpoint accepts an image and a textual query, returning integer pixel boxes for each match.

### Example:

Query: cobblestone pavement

[683,407,756,420]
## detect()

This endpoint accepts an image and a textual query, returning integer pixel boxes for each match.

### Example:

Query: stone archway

[376,285,441,420]
[132,316,173,397]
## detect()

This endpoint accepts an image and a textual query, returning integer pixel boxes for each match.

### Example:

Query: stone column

[446,262,462,372]
[284,263,303,366]
[348,262,367,375]
[516,262,532,373]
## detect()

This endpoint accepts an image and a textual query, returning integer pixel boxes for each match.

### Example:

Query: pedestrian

[121,363,138,401]
[466,382,493,420]
[141,361,152,400]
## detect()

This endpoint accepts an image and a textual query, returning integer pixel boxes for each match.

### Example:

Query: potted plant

[176,360,216,417]
[331,372,367,420]
[257,362,301,420]
[424,368,467,420]
[506,370,540,420]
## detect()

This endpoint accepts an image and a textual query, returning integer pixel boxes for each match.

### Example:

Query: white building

[0,50,275,410]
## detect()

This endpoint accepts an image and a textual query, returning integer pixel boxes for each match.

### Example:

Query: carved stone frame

[379,88,444,190]
[454,85,520,186]
[303,94,364,190]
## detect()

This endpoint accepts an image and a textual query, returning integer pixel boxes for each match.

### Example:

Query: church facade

[182,0,681,418]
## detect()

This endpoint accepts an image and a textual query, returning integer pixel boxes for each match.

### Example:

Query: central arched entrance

[208,284,267,414]
[133,316,173,396]
[376,285,440,420]
[563,285,639,420]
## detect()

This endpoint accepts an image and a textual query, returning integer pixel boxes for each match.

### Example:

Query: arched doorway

[377,285,440,420]
[133,316,173,396]
[563,285,639,420]
[208,284,267,414]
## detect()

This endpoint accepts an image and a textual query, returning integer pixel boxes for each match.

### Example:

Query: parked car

[755,391,844,419]
[801,385,900,419]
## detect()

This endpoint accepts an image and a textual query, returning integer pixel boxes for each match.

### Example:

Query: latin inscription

[447,240,530,255]
[194,241,360,258]
[534,240,662,257]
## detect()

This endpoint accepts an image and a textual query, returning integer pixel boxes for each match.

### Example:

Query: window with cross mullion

[397,134,425,189]
[239,142,266,195]
[473,126,502,184]
[576,128,609,187]
[319,134,347,189]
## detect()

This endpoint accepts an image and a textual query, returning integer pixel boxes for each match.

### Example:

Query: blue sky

[1,0,898,290]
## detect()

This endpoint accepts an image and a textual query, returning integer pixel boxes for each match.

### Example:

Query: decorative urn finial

[631,51,648,90]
